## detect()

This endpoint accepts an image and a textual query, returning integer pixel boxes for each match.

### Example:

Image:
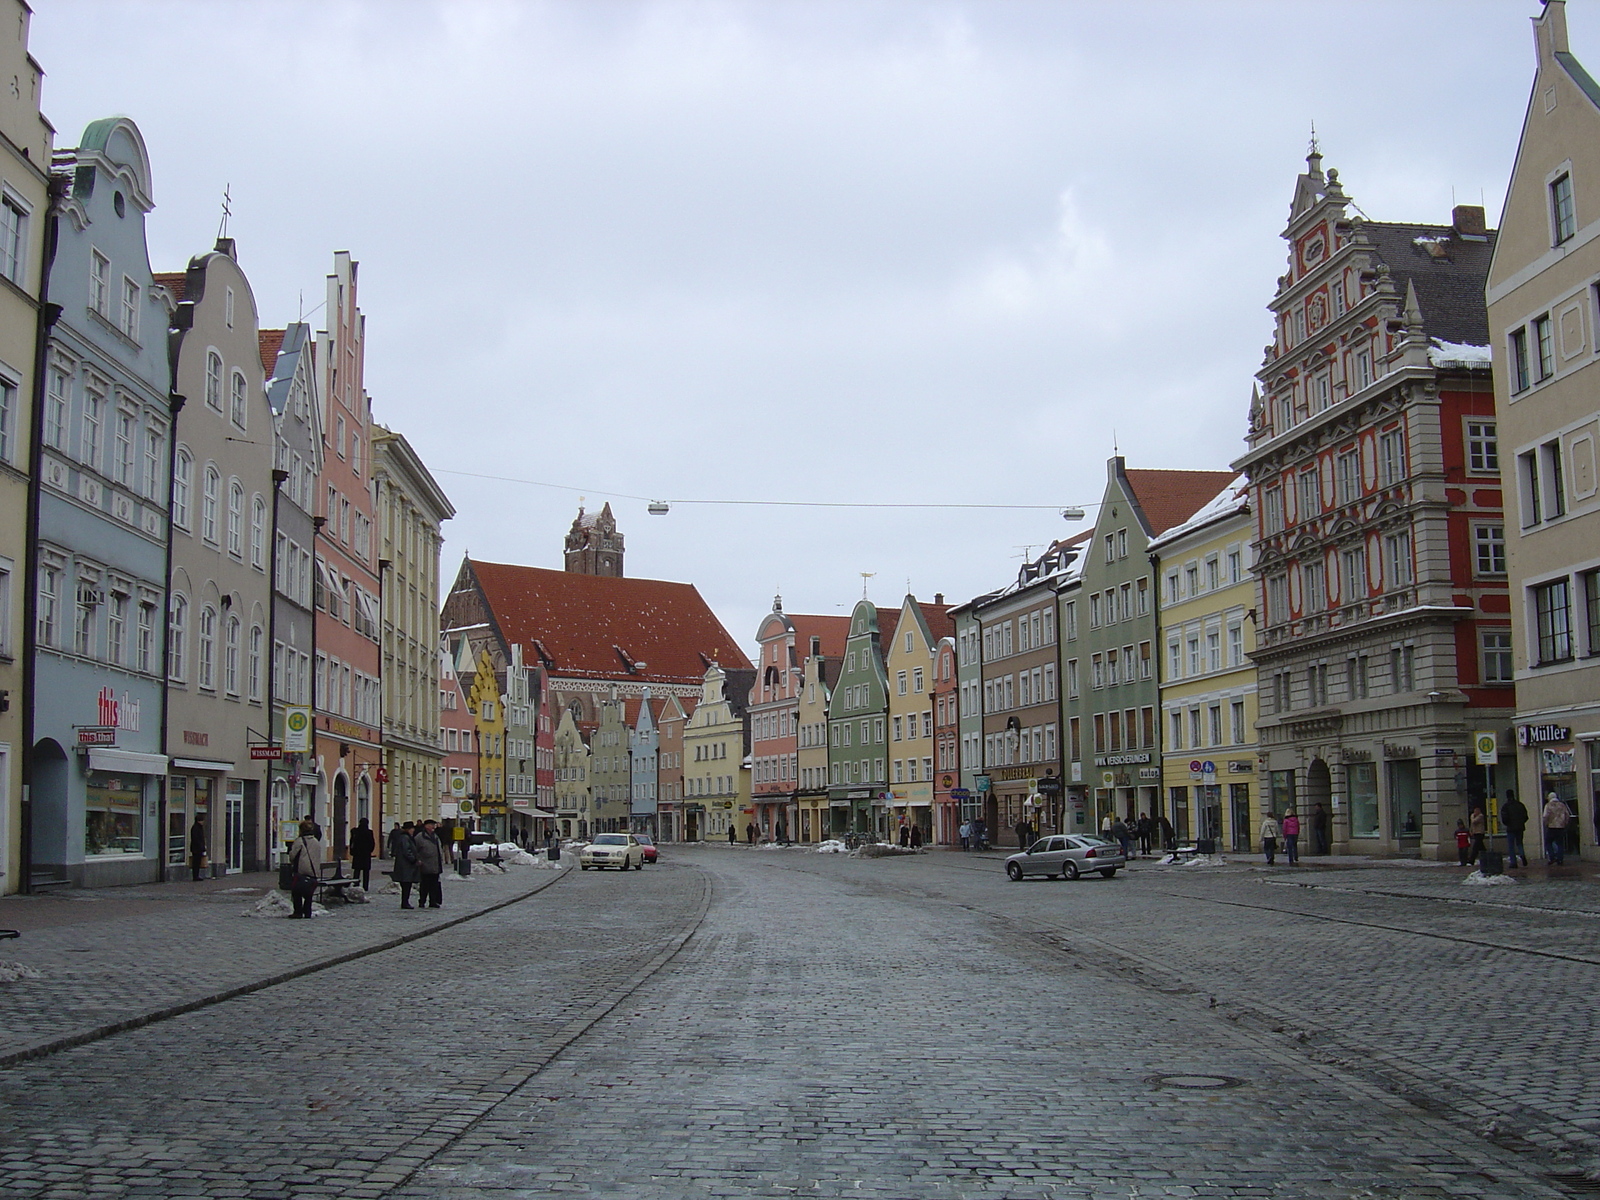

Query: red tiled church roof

[468,559,750,687]
[787,614,850,660]
[1123,469,1238,536]
[259,328,286,378]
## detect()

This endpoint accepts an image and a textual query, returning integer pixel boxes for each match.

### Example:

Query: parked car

[1005,834,1125,881]
[633,834,659,864]
[580,833,645,871]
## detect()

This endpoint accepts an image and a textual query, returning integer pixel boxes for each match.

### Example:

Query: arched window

[229,370,247,429]
[173,448,192,529]
[248,624,263,701]
[250,495,266,569]
[224,614,241,695]
[201,465,219,544]
[197,604,217,690]
[227,480,244,557]
[205,351,223,411]
[167,594,188,681]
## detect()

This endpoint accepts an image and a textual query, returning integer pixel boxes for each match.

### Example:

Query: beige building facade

[1488,0,1600,858]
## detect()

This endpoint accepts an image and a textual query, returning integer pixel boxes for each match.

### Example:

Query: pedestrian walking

[1455,820,1471,866]
[1016,819,1031,850]
[1158,814,1175,852]
[959,820,970,851]
[1281,809,1301,865]
[1260,812,1280,865]
[1100,813,1114,840]
[728,824,738,845]
[287,820,322,919]
[746,823,757,845]
[1467,804,1487,865]
[391,821,419,908]
[1136,813,1153,856]
[899,824,910,848]
[414,819,445,909]
[1543,792,1573,865]
[188,816,207,883]
[1310,803,1330,856]
[1111,816,1132,860]
[910,824,923,849]
[349,817,375,891]
[973,818,987,850]
[1500,790,1529,868]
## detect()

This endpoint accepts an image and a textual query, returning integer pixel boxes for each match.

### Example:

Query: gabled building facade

[1236,151,1512,859]
[467,646,505,837]
[504,643,544,844]
[552,704,589,839]
[884,593,952,845]
[590,696,631,835]
[1487,0,1600,859]
[682,664,746,841]
[31,118,172,888]
[795,637,835,842]
[827,599,888,836]
[439,637,475,823]
[933,636,959,844]
[159,238,274,877]
[656,693,687,840]
[629,693,658,836]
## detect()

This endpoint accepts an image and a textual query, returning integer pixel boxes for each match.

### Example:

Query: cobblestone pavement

[0,847,1591,1198]
[0,861,573,1064]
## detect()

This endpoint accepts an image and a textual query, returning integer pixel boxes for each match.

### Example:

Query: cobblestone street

[1,849,1596,1198]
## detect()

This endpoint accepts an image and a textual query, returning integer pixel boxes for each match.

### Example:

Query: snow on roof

[1428,339,1491,370]
[1148,475,1250,550]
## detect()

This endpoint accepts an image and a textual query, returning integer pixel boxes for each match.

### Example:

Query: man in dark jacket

[390,822,419,908]
[1500,790,1529,868]
[414,819,445,909]
[349,818,376,890]
[188,817,207,882]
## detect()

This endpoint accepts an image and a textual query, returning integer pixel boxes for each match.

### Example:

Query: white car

[579,833,645,871]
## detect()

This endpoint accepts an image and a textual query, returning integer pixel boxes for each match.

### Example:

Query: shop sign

[949,788,971,800]
[1094,752,1151,767]
[1070,761,1082,783]
[95,686,141,732]
[1138,767,1161,781]
[974,776,991,793]
[1542,748,1577,776]
[1519,724,1572,747]
[1382,744,1417,759]
[182,730,209,747]
[326,717,369,741]
[249,745,283,760]
[375,766,389,783]
[1342,748,1372,762]
[1227,761,1254,773]
[77,725,117,746]
[283,706,313,753]
[1473,732,1498,766]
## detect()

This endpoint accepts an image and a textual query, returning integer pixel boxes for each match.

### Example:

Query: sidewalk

[0,859,573,1066]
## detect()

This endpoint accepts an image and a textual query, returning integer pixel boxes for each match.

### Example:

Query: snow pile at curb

[0,960,42,982]
[851,842,921,858]
[241,890,329,918]
[815,840,847,854]
[1462,871,1518,887]
[1158,853,1227,866]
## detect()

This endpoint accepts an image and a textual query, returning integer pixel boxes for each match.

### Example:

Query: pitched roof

[1147,476,1249,550]
[788,614,850,660]
[877,601,953,651]
[1122,468,1238,537]
[466,559,750,688]
[259,328,286,378]
[1365,221,1497,347]
[154,271,187,302]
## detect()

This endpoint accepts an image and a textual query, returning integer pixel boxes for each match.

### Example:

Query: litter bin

[1479,848,1504,876]
[277,860,294,891]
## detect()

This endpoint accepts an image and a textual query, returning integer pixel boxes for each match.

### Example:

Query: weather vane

[217,183,232,241]
[860,572,875,598]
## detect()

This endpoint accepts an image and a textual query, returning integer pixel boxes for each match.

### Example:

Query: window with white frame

[1467,421,1498,473]
[90,250,109,316]
[1551,172,1576,245]
[201,466,220,543]
[1384,531,1413,589]
[250,496,266,569]
[197,604,217,689]
[1475,524,1506,576]
[0,194,26,284]
[119,276,139,340]
[168,593,188,680]
[1534,314,1555,381]
[1342,546,1366,602]
[227,480,244,558]
[1378,429,1406,486]
[45,364,68,449]
[0,376,14,465]
[224,614,240,695]
[81,385,103,470]
[230,370,248,429]
[1482,630,1513,684]
[1336,450,1360,504]
[205,351,223,411]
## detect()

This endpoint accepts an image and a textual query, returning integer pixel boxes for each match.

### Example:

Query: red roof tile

[259,328,286,378]
[153,271,187,302]
[468,559,751,689]
[787,614,850,660]
[877,602,953,650]
[1122,469,1238,536]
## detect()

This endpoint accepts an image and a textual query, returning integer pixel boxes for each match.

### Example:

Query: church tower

[564,502,625,576]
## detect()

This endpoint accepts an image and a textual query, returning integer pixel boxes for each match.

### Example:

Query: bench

[315,864,365,903]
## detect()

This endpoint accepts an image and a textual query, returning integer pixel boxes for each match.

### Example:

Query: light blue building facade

[32,118,173,887]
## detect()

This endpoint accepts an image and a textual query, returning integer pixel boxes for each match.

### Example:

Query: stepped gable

[1364,220,1497,347]
[468,558,750,687]
[1122,468,1238,536]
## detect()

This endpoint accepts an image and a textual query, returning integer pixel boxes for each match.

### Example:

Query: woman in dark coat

[188,817,207,882]
[390,821,420,909]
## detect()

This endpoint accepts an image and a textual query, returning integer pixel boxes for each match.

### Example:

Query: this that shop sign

[84,686,141,736]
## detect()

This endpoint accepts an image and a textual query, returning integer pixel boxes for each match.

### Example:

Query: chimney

[1452,205,1487,236]
[934,592,944,605]
[810,636,821,657]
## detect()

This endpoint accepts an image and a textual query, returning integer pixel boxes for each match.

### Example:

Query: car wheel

[1062,861,1079,881]
[1099,867,1118,878]
[1006,862,1023,882]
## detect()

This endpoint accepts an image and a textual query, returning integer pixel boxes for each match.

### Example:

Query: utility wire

[433,468,1097,513]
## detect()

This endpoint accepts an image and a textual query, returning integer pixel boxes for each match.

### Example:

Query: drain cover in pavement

[1146,1073,1244,1090]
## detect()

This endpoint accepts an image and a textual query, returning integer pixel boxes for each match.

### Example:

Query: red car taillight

[1085,848,1097,858]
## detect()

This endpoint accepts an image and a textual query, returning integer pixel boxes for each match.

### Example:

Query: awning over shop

[171,757,237,772]
[85,748,169,776]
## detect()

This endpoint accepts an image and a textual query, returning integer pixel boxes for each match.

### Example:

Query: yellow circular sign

[1476,734,1496,756]
[286,710,309,734]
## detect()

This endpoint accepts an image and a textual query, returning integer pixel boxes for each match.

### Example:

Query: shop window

[1347,762,1380,838]
[86,770,143,856]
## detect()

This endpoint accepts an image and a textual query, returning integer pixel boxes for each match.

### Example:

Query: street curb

[0,866,576,1070]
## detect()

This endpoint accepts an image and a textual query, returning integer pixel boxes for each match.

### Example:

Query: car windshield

[594,834,628,845]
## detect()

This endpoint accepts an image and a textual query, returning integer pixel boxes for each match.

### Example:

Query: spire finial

[860,571,875,598]
[217,183,232,241]
[1308,121,1319,158]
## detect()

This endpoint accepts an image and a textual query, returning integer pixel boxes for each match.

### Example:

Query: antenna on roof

[217,183,232,241]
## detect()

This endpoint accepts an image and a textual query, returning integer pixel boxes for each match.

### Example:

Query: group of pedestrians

[957,819,988,850]
[387,819,447,909]
[1096,812,1174,859]
[1457,790,1574,868]
[1259,809,1301,865]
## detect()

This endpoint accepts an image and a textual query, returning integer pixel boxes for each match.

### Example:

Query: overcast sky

[33,0,1573,657]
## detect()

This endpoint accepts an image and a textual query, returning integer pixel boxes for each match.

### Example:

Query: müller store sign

[1518,724,1571,747]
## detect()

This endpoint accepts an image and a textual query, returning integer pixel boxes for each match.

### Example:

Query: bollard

[459,852,471,877]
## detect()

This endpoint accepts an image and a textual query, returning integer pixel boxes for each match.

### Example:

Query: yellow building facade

[1151,483,1263,851]
[683,665,747,840]
[796,650,832,843]
[885,596,938,844]
[467,648,506,837]
[553,706,589,838]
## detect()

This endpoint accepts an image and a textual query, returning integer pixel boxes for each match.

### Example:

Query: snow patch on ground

[241,890,330,918]
[0,960,42,982]
[1160,853,1228,867]
[1462,871,1518,887]
[815,840,847,854]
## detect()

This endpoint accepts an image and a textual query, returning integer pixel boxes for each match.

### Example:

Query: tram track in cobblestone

[344,868,714,1200]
